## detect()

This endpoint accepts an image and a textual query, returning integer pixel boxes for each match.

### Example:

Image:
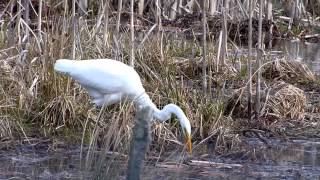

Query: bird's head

[182,125,192,154]
[172,105,192,154]
[179,115,192,155]
[157,103,193,154]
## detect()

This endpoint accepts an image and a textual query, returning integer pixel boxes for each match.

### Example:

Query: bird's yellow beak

[185,133,192,154]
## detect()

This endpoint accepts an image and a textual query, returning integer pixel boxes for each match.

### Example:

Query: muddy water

[1,138,320,179]
[151,138,320,179]
[0,144,90,179]
[273,39,320,74]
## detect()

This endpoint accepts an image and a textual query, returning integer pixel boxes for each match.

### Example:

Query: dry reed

[0,2,319,177]
[263,81,307,120]
[262,57,316,83]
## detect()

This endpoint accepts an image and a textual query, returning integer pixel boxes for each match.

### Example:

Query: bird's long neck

[135,93,186,123]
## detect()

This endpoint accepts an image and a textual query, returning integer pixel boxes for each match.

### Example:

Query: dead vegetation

[0,1,319,171]
[262,57,316,83]
[263,81,306,120]
[259,58,314,121]
[2,35,318,160]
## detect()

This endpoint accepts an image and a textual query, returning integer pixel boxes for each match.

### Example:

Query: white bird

[54,58,192,154]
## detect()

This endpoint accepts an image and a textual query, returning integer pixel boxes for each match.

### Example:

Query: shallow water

[273,39,320,75]
[1,138,320,179]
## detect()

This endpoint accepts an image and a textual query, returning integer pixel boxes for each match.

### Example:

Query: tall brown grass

[0,1,229,160]
[1,1,318,178]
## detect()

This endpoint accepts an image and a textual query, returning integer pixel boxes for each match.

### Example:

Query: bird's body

[54,58,192,153]
[54,59,145,107]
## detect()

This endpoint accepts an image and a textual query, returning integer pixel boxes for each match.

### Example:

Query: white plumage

[54,58,192,153]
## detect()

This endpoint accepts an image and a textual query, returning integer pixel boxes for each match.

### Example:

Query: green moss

[13,120,88,144]
[201,101,224,121]
[239,66,248,78]
[54,127,90,145]
[166,41,201,58]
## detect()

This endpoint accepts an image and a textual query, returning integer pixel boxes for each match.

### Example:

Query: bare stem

[202,0,207,94]
[130,0,135,67]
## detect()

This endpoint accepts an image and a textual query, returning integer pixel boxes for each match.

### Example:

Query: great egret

[54,58,192,154]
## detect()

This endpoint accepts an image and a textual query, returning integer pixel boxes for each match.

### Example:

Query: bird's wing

[58,59,143,95]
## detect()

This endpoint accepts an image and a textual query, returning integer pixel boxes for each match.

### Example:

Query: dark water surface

[273,39,320,74]
[1,138,320,179]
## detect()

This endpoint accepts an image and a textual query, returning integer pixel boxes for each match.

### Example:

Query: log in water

[127,106,152,180]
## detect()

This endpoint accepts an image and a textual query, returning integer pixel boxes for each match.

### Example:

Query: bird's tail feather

[54,59,77,74]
